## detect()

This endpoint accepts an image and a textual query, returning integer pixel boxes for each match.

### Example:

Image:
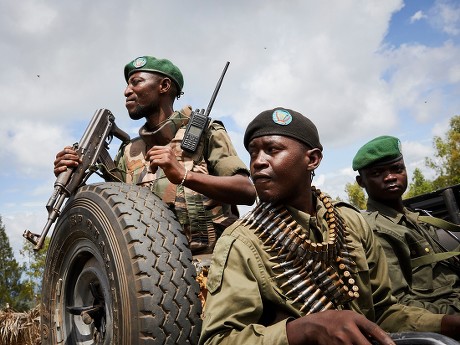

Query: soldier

[353,135,460,314]
[54,55,256,255]
[199,108,460,345]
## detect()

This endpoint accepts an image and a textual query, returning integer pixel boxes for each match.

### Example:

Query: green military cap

[352,135,403,171]
[244,107,323,151]
[124,56,184,93]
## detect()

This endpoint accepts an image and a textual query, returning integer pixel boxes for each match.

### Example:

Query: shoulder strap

[411,251,460,268]
[418,215,460,232]
[410,215,460,268]
[197,118,221,164]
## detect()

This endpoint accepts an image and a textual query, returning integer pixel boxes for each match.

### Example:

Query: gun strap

[404,215,460,269]
[98,149,123,182]
[418,215,460,232]
[411,251,460,268]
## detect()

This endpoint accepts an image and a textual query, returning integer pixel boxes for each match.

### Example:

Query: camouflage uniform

[115,107,250,254]
[199,198,445,345]
[362,198,460,314]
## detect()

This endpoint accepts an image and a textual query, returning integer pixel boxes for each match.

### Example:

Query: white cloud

[2,0,57,35]
[410,10,427,23]
[0,120,73,177]
[401,140,435,181]
[316,167,356,202]
[432,117,451,137]
[382,41,460,123]
[429,0,460,36]
[3,211,45,264]
[401,139,433,162]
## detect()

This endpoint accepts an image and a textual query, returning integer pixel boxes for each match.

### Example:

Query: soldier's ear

[356,174,365,188]
[306,148,322,171]
[158,77,172,94]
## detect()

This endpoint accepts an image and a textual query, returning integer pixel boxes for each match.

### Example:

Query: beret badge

[133,57,147,68]
[272,109,293,126]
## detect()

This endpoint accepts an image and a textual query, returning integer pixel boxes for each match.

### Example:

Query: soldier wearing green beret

[54,55,256,255]
[353,136,460,316]
[199,109,460,345]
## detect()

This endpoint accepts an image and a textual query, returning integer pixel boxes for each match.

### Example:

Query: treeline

[0,216,48,312]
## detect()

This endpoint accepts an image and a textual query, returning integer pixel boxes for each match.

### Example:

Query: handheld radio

[181,61,230,153]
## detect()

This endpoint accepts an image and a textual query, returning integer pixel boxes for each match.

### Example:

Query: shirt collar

[285,193,328,242]
[367,198,420,226]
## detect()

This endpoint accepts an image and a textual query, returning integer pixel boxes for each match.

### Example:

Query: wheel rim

[59,243,113,344]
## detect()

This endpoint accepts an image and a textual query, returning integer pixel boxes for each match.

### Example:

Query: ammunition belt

[241,187,359,314]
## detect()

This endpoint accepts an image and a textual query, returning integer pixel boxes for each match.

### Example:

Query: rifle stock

[23,109,130,251]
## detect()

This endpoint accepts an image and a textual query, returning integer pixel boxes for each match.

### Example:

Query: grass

[0,306,40,345]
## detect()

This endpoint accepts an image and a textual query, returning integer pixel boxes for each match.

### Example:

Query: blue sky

[388,0,459,46]
[1,0,459,263]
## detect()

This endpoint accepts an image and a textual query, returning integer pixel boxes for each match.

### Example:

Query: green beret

[352,135,403,171]
[124,56,184,93]
[244,107,323,151]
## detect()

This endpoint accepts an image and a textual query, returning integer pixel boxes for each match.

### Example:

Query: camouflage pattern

[115,107,249,254]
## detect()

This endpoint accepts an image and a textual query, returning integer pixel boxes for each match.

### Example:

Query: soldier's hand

[54,146,81,177]
[286,310,395,345]
[146,145,185,184]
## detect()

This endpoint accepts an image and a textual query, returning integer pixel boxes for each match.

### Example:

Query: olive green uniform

[115,109,250,253]
[362,198,460,314]
[199,197,444,345]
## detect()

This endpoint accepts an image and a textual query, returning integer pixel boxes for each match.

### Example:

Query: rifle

[181,61,230,153]
[23,109,130,251]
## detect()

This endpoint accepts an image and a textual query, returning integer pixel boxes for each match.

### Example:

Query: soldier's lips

[386,184,402,191]
[252,175,272,186]
[252,173,271,181]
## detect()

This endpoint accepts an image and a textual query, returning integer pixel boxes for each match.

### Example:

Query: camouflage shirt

[114,108,250,254]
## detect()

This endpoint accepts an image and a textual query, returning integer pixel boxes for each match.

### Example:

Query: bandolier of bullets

[240,186,359,315]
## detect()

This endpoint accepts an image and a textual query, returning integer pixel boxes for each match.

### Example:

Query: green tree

[0,215,30,311]
[425,115,460,189]
[404,168,434,199]
[20,237,49,307]
[345,181,367,210]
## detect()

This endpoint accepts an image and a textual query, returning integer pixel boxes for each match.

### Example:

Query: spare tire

[40,182,202,345]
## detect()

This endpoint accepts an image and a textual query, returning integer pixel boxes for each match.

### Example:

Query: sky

[1,0,460,263]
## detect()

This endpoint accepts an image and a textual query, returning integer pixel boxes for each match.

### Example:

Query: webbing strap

[411,251,460,268]
[419,215,460,232]
[411,215,460,267]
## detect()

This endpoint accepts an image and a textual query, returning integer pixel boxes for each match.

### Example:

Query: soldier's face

[358,159,408,202]
[124,72,162,120]
[248,135,317,211]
